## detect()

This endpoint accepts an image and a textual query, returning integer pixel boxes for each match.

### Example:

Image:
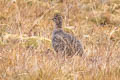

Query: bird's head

[52,13,63,28]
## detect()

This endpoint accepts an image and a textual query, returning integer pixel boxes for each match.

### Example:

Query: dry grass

[0,0,120,80]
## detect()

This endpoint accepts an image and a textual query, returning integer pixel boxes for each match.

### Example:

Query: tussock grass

[0,0,120,80]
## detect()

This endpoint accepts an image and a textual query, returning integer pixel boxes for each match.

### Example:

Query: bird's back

[52,29,83,56]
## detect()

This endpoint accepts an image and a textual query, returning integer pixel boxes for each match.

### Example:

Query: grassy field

[0,0,120,80]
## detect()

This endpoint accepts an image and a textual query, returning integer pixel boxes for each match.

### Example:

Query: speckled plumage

[52,13,83,56]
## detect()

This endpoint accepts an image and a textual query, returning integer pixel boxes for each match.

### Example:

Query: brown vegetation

[0,0,120,80]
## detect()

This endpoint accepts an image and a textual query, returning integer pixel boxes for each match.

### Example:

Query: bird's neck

[55,21,62,29]
[54,27,62,31]
[53,26,63,33]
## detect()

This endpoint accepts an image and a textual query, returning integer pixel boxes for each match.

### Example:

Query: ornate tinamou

[52,13,84,56]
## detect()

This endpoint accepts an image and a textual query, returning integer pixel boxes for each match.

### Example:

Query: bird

[52,13,84,57]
